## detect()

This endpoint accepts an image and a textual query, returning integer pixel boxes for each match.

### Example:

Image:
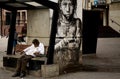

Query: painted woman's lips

[66,14,70,17]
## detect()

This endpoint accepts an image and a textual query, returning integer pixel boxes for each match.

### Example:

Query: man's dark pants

[16,54,33,73]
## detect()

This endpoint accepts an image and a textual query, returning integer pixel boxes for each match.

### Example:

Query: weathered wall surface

[27,9,50,46]
[109,3,120,33]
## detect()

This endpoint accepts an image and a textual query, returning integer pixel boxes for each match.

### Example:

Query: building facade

[83,0,120,33]
[0,9,27,37]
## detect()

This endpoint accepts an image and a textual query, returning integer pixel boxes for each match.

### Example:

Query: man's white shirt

[23,43,44,57]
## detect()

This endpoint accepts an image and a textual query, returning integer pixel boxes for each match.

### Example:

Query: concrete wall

[109,2,120,33]
[27,9,50,46]
[77,0,83,20]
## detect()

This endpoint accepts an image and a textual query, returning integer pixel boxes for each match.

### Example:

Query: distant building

[0,9,27,37]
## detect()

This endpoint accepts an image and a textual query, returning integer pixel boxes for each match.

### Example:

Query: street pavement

[0,36,120,79]
[0,36,8,52]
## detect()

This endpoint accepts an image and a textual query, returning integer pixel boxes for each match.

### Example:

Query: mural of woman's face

[60,0,74,19]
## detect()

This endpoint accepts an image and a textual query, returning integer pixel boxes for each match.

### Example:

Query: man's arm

[20,44,33,55]
[39,43,45,54]
[33,43,45,56]
[34,52,40,56]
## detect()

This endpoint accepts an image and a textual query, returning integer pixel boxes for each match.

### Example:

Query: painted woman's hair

[58,0,77,10]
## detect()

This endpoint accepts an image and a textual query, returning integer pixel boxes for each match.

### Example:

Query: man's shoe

[12,72,20,77]
[20,73,26,78]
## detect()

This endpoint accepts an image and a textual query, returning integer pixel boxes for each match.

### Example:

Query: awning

[0,0,58,64]
[0,0,48,10]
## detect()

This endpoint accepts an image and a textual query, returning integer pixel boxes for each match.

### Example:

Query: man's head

[32,39,39,47]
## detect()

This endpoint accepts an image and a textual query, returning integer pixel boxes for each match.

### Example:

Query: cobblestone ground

[0,68,41,79]
[0,36,120,79]
[0,68,120,79]
[0,36,8,52]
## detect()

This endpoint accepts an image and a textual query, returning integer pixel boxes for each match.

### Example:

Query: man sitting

[12,39,44,78]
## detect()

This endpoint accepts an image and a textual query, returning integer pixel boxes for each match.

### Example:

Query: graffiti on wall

[54,0,82,71]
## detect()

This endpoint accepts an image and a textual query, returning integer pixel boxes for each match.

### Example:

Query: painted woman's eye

[63,3,67,6]
[69,3,72,6]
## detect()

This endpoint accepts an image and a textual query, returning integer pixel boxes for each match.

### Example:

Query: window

[22,12,26,23]
[17,12,20,25]
[5,12,11,25]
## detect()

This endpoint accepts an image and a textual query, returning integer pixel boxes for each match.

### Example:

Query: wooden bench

[15,44,48,64]
[3,44,48,70]
[15,44,31,53]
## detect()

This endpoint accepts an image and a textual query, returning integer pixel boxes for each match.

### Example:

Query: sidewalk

[0,37,120,79]
[83,38,120,72]
[0,36,8,68]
